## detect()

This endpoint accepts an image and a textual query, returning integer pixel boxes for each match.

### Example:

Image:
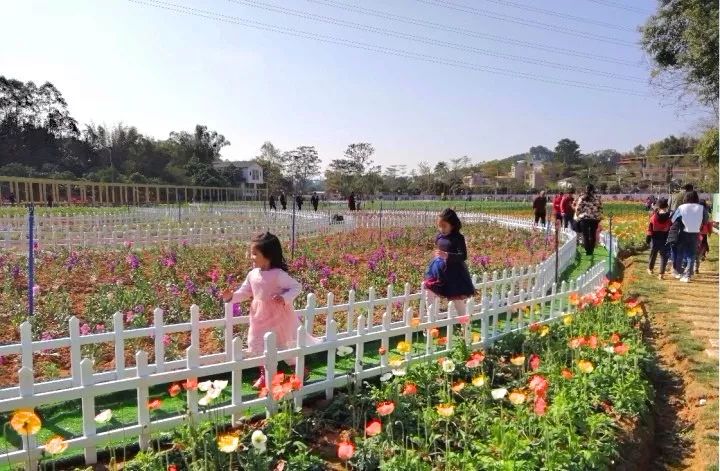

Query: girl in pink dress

[223,232,312,388]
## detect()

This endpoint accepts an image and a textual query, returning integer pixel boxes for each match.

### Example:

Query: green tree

[695,127,719,186]
[554,139,581,166]
[641,0,719,110]
[646,134,698,184]
[284,146,320,192]
[169,125,229,165]
[255,141,289,192]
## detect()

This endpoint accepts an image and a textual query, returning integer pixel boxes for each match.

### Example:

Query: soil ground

[624,240,718,471]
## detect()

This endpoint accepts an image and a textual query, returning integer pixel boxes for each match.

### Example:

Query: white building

[213,160,264,185]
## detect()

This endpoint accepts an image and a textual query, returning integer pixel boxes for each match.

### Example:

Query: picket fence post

[80,358,97,464]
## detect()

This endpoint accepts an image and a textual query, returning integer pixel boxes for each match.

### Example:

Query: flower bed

[0,225,549,386]
[5,282,650,470]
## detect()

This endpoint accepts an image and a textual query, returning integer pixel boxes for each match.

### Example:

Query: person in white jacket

[671,191,707,282]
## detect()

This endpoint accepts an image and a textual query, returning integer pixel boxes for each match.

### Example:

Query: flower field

[2,281,652,470]
[0,224,551,386]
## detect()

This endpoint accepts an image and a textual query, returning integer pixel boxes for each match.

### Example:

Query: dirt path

[624,244,718,471]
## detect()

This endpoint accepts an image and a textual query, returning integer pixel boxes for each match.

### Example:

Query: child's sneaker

[674,272,682,279]
[647,268,653,275]
[658,274,664,280]
[680,276,690,283]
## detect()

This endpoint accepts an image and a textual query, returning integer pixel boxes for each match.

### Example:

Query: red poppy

[529,322,541,332]
[378,347,387,355]
[183,378,198,391]
[457,315,470,325]
[436,337,448,346]
[609,332,621,343]
[168,465,178,471]
[376,401,395,416]
[402,382,418,396]
[168,383,182,397]
[586,335,598,349]
[148,399,162,410]
[271,373,286,387]
[613,342,629,355]
[259,386,269,398]
[337,440,355,461]
[429,328,440,338]
[529,354,541,371]
[561,368,574,379]
[568,337,585,349]
[470,351,485,362]
[534,396,547,416]
[365,418,382,437]
[288,374,302,391]
[528,375,549,397]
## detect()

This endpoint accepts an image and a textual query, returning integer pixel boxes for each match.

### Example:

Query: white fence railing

[0,206,558,251]
[0,213,616,467]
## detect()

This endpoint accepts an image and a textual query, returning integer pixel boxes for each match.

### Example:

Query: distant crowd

[531,184,714,283]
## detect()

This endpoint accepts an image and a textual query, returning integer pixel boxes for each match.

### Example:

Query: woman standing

[574,184,603,256]
[671,191,706,283]
[532,191,548,226]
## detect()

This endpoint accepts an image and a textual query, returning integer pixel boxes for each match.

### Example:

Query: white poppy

[491,388,508,400]
[251,430,267,453]
[392,368,407,377]
[198,393,213,406]
[94,409,113,424]
[603,346,615,354]
[441,359,456,373]
[380,372,393,382]
[337,345,354,357]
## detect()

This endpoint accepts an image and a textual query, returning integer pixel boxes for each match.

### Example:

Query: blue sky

[1,0,710,171]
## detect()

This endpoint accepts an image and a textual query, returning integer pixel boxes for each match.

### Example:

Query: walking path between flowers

[624,243,718,471]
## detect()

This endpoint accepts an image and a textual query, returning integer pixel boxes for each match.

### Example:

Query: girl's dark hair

[251,232,288,271]
[438,208,462,231]
[658,197,669,209]
[585,184,595,196]
[684,191,700,204]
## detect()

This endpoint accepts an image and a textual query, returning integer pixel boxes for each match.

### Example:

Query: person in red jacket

[646,197,672,279]
[553,191,564,223]
[560,189,575,230]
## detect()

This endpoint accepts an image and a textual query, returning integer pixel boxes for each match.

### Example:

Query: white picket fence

[0,214,614,467]
[0,205,555,251]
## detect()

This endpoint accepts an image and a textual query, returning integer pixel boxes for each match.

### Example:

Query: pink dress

[230,268,307,354]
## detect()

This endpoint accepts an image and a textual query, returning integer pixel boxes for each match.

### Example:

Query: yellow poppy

[539,325,550,337]
[510,355,525,366]
[10,409,41,436]
[410,317,421,328]
[563,315,573,326]
[577,359,594,373]
[396,341,411,354]
[508,390,527,405]
[472,375,487,387]
[472,332,481,343]
[436,403,454,417]
[216,433,240,453]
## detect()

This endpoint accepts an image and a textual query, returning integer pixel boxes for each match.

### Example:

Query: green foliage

[641,0,719,109]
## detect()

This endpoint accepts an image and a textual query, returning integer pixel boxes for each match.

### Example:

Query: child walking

[223,232,315,388]
[645,198,672,279]
[424,209,476,316]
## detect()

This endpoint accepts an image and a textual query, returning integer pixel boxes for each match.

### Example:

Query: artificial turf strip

[0,246,604,465]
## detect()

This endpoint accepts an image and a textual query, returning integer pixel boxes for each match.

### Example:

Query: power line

[126,0,652,97]
[227,0,645,82]
[581,0,652,15]
[476,0,636,32]
[415,0,637,47]
[304,0,642,67]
